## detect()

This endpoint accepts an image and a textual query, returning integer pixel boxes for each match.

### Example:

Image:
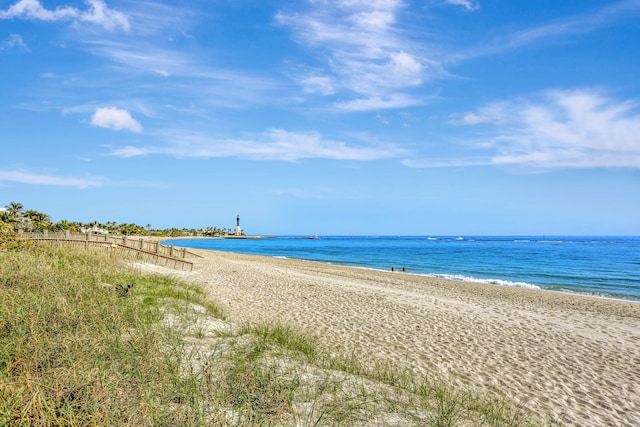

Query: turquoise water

[167,236,640,301]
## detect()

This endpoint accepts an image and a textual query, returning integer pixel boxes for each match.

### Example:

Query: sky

[1,0,639,235]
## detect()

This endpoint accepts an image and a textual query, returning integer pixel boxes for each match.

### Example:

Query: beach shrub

[0,221,33,250]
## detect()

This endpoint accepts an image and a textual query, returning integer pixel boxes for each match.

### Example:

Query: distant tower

[235,215,242,236]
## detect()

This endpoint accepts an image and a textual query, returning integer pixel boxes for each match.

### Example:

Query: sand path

[145,249,640,426]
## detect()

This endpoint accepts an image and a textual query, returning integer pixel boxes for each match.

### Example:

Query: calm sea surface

[167,236,640,301]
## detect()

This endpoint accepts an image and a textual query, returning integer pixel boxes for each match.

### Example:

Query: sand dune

[139,249,640,426]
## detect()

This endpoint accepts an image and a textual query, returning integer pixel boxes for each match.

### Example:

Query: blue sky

[1,0,639,235]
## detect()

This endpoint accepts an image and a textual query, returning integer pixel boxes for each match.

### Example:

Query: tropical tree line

[0,202,235,237]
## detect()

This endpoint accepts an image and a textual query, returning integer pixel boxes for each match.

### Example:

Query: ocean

[167,236,640,302]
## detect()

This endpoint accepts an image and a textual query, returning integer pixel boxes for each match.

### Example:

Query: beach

[141,248,640,426]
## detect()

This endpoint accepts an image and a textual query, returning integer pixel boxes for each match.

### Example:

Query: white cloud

[439,89,640,170]
[0,34,29,51]
[444,0,479,11]
[0,170,102,188]
[276,0,436,110]
[79,0,130,31]
[333,94,423,111]
[0,0,130,32]
[0,0,77,21]
[351,10,395,29]
[447,112,488,125]
[108,128,407,161]
[298,74,337,95]
[91,107,143,133]
[448,103,509,125]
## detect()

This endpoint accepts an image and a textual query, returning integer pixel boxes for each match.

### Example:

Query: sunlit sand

[137,248,640,426]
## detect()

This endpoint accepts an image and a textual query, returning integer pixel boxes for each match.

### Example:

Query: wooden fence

[20,231,195,271]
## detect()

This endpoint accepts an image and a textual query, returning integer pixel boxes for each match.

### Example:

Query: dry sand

[138,249,640,426]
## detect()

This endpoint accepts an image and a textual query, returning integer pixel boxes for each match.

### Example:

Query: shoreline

[136,247,640,426]
[163,238,640,303]
[296,258,640,304]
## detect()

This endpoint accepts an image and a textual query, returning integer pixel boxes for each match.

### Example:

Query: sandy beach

[141,248,640,426]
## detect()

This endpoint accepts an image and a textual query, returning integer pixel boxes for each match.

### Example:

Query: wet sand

[138,248,640,426]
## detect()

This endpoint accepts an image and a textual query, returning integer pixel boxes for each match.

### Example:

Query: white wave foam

[423,273,541,290]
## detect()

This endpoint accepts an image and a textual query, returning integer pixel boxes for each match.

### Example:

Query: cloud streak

[444,0,479,11]
[450,0,640,62]
[411,89,640,170]
[486,90,640,169]
[0,0,130,31]
[0,170,103,188]
[0,34,29,51]
[107,128,407,162]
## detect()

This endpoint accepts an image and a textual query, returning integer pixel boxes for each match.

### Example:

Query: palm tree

[23,210,51,231]
[5,202,23,218]
[53,219,72,232]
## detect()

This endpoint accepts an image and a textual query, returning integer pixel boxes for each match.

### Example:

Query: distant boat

[427,237,438,240]
[456,236,464,241]
[307,235,319,240]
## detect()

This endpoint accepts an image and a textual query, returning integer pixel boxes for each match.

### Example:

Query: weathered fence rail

[21,231,201,258]
[21,232,195,271]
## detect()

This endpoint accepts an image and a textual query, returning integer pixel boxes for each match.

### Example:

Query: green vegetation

[0,238,552,425]
[1,201,233,237]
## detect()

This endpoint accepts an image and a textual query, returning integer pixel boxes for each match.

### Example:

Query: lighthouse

[234,215,242,236]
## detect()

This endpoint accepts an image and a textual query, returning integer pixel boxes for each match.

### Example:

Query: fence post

[170,246,174,257]
[65,230,70,239]
[123,236,127,247]
[140,239,144,250]
[43,230,48,238]
[86,232,90,241]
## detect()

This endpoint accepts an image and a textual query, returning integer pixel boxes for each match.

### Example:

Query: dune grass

[0,245,553,426]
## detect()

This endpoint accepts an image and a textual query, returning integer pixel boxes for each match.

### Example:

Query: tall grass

[0,246,224,425]
[0,246,554,426]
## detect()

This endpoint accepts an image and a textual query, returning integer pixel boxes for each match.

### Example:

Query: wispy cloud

[0,170,103,188]
[505,0,640,49]
[78,37,281,109]
[410,89,640,170]
[107,128,407,162]
[276,0,438,111]
[0,0,130,32]
[444,0,479,11]
[333,94,423,111]
[81,39,188,77]
[0,34,29,51]
[450,0,640,62]
[91,107,143,132]
[402,157,491,168]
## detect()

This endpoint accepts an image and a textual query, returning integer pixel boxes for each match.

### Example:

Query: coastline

[136,247,640,426]
[163,235,640,302]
